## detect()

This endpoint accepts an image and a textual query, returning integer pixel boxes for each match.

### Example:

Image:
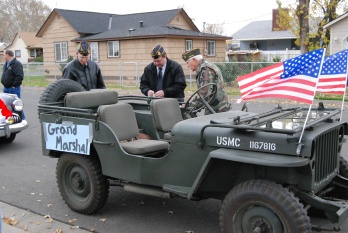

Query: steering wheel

[184,83,218,117]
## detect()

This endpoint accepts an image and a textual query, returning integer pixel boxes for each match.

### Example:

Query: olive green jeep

[38,79,348,233]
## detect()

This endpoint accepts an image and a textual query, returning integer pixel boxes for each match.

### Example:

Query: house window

[15,50,21,57]
[90,42,99,62]
[185,40,192,51]
[107,41,120,57]
[36,49,43,57]
[30,49,35,57]
[55,42,68,62]
[206,41,215,56]
[250,42,258,49]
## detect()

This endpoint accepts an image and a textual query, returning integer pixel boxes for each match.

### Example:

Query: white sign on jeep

[43,122,93,155]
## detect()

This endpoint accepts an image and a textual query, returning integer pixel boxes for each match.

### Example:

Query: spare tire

[39,79,85,103]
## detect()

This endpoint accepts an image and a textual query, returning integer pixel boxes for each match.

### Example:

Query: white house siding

[328,17,348,55]
[6,35,29,64]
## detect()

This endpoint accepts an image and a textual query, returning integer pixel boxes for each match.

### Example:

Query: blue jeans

[3,86,26,120]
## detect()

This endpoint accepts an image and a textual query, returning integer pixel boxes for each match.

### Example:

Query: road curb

[1,202,90,233]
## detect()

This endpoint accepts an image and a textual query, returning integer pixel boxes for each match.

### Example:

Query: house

[230,9,300,62]
[5,32,43,64]
[36,8,230,79]
[323,11,348,55]
[0,42,8,63]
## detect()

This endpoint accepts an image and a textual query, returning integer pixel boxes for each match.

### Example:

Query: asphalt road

[1,86,348,233]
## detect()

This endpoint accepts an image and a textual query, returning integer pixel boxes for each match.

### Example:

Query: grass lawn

[22,75,348,101]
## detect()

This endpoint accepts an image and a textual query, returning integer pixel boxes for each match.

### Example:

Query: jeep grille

[313,126,343,187]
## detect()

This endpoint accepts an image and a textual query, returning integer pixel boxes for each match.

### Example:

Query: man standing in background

[1,49,26,120]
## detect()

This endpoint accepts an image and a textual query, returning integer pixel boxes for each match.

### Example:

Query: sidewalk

[1,202,90,233]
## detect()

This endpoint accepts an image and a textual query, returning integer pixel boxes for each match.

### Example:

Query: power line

[223,13,272,25]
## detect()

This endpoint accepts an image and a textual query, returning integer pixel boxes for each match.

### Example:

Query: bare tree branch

[0,0,51,43]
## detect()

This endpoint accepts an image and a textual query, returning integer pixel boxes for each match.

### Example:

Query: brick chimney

[272,9,287,31]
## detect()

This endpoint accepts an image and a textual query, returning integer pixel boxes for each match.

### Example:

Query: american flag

[237,48,325,104]
[317,49,348,94]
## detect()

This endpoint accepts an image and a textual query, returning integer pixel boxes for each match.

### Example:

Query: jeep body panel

[38,87,348,231]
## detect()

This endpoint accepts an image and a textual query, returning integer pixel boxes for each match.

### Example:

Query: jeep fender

[187,148,310,199]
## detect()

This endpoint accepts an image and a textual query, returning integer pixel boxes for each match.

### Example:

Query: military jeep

[38,79,348,233]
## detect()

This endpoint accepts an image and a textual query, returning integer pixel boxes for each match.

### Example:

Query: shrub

[59,55,74,72]
[35,57,44,62]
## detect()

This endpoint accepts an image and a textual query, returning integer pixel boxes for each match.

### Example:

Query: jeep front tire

[219,179,311,233]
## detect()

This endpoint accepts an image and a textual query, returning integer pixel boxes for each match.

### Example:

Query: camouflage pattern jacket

[195,60,231,114]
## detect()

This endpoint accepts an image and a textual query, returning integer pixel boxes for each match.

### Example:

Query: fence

[259,50,301,62]
[0,61,277,94]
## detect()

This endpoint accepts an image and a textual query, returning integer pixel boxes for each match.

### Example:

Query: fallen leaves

[44,214,54,223]
[2,215,18,226]
[1,212,86,233]
[68,218,77,223]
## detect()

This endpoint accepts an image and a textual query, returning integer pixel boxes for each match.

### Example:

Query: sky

[40,0,280,36]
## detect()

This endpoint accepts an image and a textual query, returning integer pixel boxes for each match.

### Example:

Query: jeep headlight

[13,99,23,111]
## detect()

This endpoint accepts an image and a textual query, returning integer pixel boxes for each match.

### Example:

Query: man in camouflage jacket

[182,48,231,114]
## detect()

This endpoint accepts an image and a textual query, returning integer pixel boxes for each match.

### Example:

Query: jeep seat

[150,98,183,140]
[98,103,169,155]
[64,90,118,109]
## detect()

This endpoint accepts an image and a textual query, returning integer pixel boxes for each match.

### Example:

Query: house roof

[78,25,227,41]
[108,8,197,31]
[37,8,228,41]
[7,32,42,49]
[323,11,348,29]
[55,9,112,34]
[232,20,296,41]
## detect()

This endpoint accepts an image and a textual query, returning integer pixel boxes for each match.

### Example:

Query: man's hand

[148,90,155,97]
[154,90,164,97]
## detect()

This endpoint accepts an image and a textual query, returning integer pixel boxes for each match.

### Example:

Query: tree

[276,0,346,53]
[0,0,51,43]
[203,23,225,35]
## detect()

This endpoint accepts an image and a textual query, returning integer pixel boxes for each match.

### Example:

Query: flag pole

[339,56,348,121]
[298,104,313,145]
[339,81,347,121]
[297,48,326,154]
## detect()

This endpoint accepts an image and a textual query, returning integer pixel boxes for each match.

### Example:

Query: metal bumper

[9,120,28,134]
[0,122,10,138]
[0,120,28,138]
[296,187,348,227]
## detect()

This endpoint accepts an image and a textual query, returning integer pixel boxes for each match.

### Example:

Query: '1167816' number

[249,141,276,151]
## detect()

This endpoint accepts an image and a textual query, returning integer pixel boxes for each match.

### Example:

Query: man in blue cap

[140,45,186,101]
[62,41,105,90]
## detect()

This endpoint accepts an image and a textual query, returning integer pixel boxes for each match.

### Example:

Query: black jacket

[62,59,106,90]
[140,58,186,99]
[1,58,24,88]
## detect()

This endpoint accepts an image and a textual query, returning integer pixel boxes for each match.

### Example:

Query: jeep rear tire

[56,153,109,215]
[219,179,311,233]
[39,79,85,103]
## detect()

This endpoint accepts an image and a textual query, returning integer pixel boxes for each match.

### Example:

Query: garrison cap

[182,48,201,61]
[151,45,165,59]
[77,41,91,56]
